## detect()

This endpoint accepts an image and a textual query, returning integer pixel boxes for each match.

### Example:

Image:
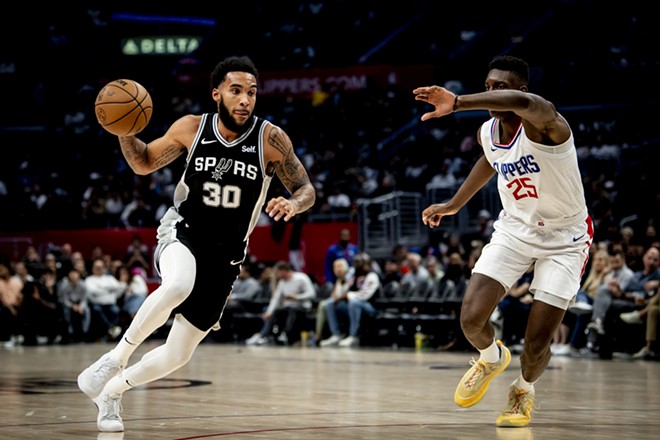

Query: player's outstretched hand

[413,86,456,121]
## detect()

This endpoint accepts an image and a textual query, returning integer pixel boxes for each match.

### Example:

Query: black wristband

[453,95,459,112]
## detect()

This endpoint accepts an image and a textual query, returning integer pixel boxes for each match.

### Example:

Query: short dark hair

[489,55,529,84]
[210,56,259,89]
[274,260,293,272]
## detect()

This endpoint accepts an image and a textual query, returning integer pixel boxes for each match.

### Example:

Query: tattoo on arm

[155,144,186,169]
[269,127,315,212]
[119,138,184,174]
[119,137,149,171]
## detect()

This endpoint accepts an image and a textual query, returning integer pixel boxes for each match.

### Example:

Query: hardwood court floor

[1,341,659,440]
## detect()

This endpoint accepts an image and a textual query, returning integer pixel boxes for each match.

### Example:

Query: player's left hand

[266,196,297,222]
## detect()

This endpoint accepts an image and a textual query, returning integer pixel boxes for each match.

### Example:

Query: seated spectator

[443,251,469,300]
[621,291,659,360]
[316,258,352,344]
[245,261,316,346]
[569,248,611,314]
[585,249,637,350]
[85,258,126,342]
[0,263,24,347]
[381,258,404,298]
[319,253,381,348]
[221,264,266,341]
[21,268,62,345]
[12,260,35,286]
[116,264,148,322]
[57,268,91,343]
[618,246,660,356]
[399,252,431,298]
[323,228,360,285]
[227,264,265,309]
[124,234,151,274]
[565,248,611,351]
[423,255,457,300]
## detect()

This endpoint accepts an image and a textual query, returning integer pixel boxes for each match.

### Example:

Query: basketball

[95,79,153,136]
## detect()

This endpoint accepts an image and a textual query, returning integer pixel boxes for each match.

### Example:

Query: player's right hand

[421,203,454,228]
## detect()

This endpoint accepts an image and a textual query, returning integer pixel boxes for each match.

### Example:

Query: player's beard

[218,98,252,135]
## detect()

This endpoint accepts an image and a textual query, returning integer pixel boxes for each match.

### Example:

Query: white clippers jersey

[480,117,587,228]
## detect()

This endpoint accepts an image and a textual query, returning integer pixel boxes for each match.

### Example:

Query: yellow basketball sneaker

[496,384,536,427]
[454,340,511,407]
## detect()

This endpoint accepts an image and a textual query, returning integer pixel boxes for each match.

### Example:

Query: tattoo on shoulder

[268,126,290,156]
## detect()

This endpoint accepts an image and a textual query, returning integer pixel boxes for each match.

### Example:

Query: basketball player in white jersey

[77,56,315,432]
[414,55,592,427]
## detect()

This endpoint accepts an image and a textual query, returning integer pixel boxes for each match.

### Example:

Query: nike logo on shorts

[201,138,217,144]
[230,260,243,265]
[572,234,586,242]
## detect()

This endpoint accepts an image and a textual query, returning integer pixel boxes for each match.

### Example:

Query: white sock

[479,340,500,363]
[110,336,140,367]
[104,370,133,396]
[513,376,535,393]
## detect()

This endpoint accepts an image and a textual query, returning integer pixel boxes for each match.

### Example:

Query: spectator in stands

[426,159,457,190]
[21,268,62,345]
[323,228,360,285]
[70,251,88,278]
[56,242,75,278]
[227,264,266,309]
[620,291,659,360]
[125,195,155,228]
[585,249,635,347]
[85,245,105,275]
[316,258,352,344]
[320,253,380,348]
[0,263,24,347]
[85,258,126,342]
[43,252,62,281]
[570,248,611,314]
[326,184,352,214]
[565,247,610,351]
[124,234,151,274]
[22,245,43,279]
[475,209,495,243]
[381,257,404,298]
[621,246,660,305]
[444,233,466,265]
[12,260,35,286]
[400,251,431,298]
[115,264,148,323]
[444,251,469,300]
[222,264,266,341]
[57,267,91,343]
[611,246,660,358]
[246,261,316,346]
[428,257,459,302]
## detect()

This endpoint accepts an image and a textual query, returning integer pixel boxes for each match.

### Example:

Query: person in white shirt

[246,261,316,345]
[85,259,126,341]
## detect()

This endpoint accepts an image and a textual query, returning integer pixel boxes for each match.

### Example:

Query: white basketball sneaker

[78,353,124,399]
[93,391,124,432]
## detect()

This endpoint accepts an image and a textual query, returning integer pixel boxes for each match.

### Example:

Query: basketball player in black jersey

[78,56,316,433]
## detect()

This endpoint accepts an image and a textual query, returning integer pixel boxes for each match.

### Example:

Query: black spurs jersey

[173,113,273,245]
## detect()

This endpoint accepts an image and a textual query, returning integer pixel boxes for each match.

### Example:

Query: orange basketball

[95,79,153,136]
